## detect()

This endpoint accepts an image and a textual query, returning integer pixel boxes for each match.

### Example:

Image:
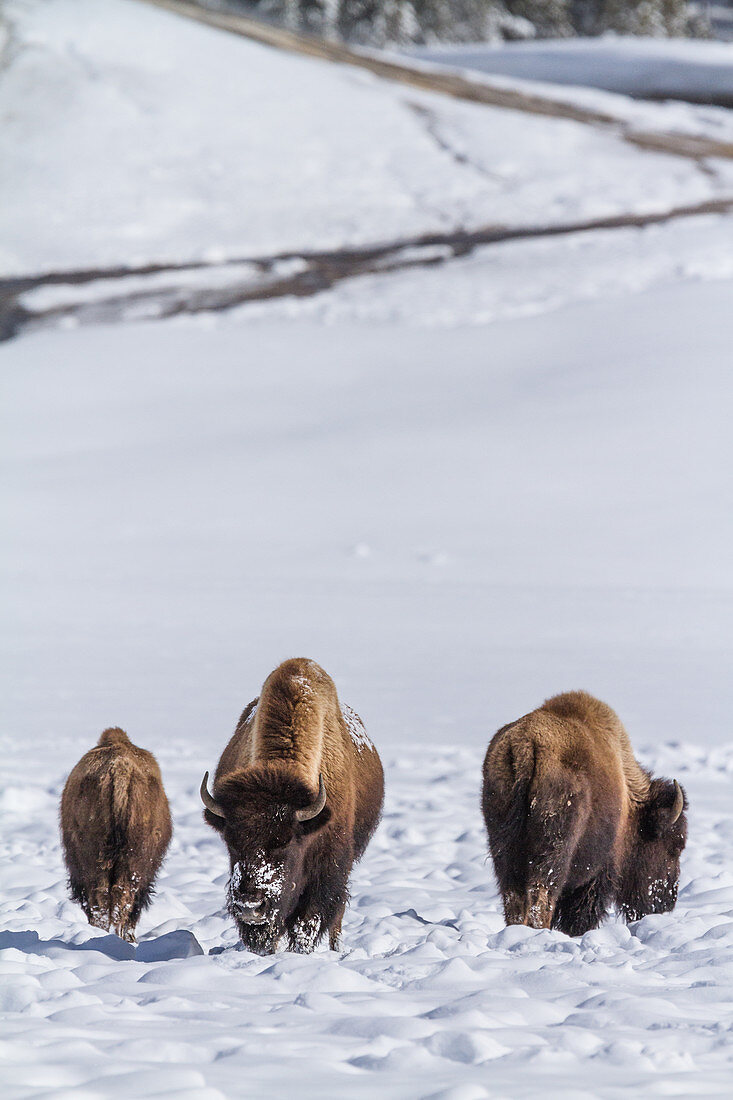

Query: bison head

[623,777,688,921]
[201,764,329,953]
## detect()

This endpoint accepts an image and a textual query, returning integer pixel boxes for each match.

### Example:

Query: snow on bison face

[622,778,688,922]
[201,769,328,953]
[638,778,688,911]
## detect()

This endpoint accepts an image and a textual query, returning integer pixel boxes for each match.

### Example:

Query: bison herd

[59,658,688,950]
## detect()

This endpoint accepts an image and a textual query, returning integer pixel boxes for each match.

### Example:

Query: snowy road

[4,194,732,341]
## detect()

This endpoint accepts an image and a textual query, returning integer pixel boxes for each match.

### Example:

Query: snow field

[2,738,733,1099]
[2,276,733,1095]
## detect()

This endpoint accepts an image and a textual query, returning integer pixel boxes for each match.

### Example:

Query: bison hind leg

[552,870,614,936]
[493,778,590,933]
[87,882,115,932]
[109,872,156,943]
[328,898,348,951]
[86,900,112,932]
[66,871,111,930]
[109,881,137,942]
[500,889,527,927]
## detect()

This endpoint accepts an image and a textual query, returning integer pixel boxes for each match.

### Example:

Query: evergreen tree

[578,0,692,36]
[505,0,574,37]
[234,0,702,42]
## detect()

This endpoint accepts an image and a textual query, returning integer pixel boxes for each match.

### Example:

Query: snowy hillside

[2,0,733,1098]
[2,0,733,278]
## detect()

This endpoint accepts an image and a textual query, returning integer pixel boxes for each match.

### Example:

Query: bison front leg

[287,908,325,953]
[286,885,347,953]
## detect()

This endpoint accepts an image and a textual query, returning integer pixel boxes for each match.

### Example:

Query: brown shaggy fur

[204,658,384,954]
[60,728,172,942]
[482,692,688,936]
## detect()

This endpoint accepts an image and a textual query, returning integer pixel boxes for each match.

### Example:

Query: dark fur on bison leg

[287,910,325,954]
[328,898,348,950]
[552,872,613,936]
[113,881,155,943]
[500,889,527,926]
[489,842,529,927]
[69,874,111,931]
[286,882,348,953]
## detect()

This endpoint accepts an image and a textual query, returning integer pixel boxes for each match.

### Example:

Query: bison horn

[671,780,684,824]
[295,774,327,823]
[200,772,225,818]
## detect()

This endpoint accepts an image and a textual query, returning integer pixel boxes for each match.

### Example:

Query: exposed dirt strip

[141,0,733,162]
[2,196,732,340]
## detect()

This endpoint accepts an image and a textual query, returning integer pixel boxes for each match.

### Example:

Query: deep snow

[2,737,733,1100]
[2,0,733,1097]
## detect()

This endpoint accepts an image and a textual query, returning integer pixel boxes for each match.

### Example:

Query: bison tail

[108,757,136,852]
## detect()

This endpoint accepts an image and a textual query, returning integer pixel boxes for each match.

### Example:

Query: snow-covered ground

[2,0,733,1097]
[406,37,733,108]
[3,733,733,1099]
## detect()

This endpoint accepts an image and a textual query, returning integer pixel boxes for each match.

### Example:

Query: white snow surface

[2,736,733,1098]
[3,1,733,1097]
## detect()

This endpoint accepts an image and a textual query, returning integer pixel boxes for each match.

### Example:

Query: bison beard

[482,692,688,936]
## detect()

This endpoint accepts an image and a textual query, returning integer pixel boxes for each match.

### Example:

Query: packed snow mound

[0,0,730,277]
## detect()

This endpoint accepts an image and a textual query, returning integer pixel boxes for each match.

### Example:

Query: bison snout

[232,894,268,924]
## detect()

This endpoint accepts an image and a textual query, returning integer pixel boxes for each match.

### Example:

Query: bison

[200,658,384,954]
[60,728,172,942]
[482,691,687,936]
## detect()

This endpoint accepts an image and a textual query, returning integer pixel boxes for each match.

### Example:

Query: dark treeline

[204,1,708,45]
